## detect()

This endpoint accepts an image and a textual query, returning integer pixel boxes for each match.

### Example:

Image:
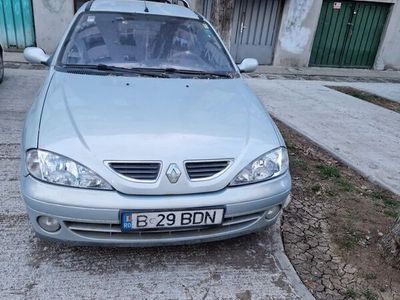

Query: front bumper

[20,172,291,246]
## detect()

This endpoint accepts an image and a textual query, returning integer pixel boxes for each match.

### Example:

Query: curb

[4,62,46,70]
[272,218,315,299]
[245,73,400,83]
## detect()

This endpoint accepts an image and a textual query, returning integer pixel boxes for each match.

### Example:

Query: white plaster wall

[32,0,74,53]
[375,1,400,70]
[273,0,323,67]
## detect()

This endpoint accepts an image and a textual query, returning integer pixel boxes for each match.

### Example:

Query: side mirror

[24,47,50,65]
[237,58,258,73]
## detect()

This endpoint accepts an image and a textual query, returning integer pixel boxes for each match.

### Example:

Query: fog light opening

[37,216,61,233]
[265,205,281,220]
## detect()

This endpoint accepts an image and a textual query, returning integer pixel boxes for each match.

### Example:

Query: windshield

[58,12,237,76]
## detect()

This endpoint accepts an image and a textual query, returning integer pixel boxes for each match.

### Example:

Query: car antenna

[144,0,149,12]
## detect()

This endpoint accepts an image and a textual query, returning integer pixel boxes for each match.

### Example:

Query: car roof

[89,0,199,19]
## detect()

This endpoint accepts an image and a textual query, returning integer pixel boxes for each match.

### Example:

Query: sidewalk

[3,51,26,64]
[252,66,400,83]
[3,51,45,70]
[248,79,400,195]
[256,65,400,79]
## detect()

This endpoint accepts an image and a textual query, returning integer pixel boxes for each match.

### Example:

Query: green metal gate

[310,1,390,68]
[0,0,35,49]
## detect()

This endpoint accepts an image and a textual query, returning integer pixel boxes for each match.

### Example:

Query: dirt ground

[277,120,400,300]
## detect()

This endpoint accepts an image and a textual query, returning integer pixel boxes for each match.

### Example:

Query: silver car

[21,0,291,246]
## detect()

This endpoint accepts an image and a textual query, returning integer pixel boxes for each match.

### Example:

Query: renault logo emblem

[166,163,181,184]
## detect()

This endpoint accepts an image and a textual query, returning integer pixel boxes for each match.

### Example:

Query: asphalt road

[0,68,310,299]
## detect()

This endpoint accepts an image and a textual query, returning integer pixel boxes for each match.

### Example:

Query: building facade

[196,0,400,70]
[0,0,399,70]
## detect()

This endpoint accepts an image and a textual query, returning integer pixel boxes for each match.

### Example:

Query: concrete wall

[209,0,234,48]
[32,0,74,53]
[375,2,400,70]
[190,0,202,10]
[273,0,323,67]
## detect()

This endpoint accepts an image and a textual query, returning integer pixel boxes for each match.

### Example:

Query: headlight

[230,147,289,186]
[26,149,113,190]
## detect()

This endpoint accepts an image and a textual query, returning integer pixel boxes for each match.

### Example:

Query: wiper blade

[61,65,234,78]
[155,68,234,78]
[63,64,126,71]
[62,64,168,77]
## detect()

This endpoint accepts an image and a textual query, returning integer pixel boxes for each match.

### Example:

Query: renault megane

[21,0,291,246]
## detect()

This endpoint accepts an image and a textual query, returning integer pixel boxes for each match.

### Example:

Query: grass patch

[317,164,340,179]
[364,272,377,280]
[343,288,378,300]
[311,184,321,193]
[336,177,356,192]
[290,158,309,171]
[361,289,378,300]
[368,191,400,219]
[383,198,400,209]
[369,191,385,200]
[344,288,358,299]
[326,189,337,197]
[335,228,364,250]
[384,210,399,218]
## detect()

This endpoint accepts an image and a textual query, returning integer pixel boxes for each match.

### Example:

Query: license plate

[120,208,224,231]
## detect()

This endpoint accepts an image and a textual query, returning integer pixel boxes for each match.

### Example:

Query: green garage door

[310,1,390,68]
[0,0,35,49]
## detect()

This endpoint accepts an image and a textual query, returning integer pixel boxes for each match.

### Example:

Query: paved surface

[248,79,400,195]
[252,66,400,83]
[0,68,313,299]
[3,52,46,71]
[255,66,400,79]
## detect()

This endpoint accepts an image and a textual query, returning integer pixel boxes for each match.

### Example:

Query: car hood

[39,71,281,195]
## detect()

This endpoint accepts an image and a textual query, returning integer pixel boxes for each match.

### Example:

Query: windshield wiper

[159,68,235,78]
[61,65,234,78]
[62,64,169,78]
[116,67,234,78]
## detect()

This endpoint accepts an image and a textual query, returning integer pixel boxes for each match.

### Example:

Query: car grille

[64,211,265,241]
[185,160,231,180]
[108,161,161,182]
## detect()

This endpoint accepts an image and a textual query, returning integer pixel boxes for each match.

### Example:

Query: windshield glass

[58,12,236,75]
